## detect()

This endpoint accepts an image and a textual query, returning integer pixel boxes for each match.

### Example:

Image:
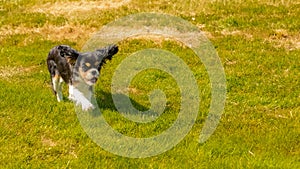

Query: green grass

[1,0,300,168]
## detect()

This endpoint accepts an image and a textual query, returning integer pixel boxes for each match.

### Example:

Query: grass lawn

[0,0,299,168]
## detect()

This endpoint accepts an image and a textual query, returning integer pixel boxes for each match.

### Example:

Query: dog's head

[57,45,79,64]
[75,44,118,86]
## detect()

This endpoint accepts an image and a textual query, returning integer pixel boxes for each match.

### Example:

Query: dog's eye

[94,61,100,66]
[82,63,91,72]
[85,63,91,67]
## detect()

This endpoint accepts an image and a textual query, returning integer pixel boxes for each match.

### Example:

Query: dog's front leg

[68,84,75,100]
[72,88,94,111]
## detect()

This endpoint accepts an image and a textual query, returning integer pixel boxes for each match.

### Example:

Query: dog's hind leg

[52,75,63,102]
[57,77,64,102]
[47,60,58,95]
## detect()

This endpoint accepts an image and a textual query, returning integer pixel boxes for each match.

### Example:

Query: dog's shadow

[91,90,162,122]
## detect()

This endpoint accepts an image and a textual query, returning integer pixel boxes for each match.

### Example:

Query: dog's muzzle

[85,69,99,85]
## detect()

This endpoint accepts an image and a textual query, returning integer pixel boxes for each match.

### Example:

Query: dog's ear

[96,44,119,60]
[72,49,80,58]
[95,44,118,70]
[106,44,119,58]
[76,53,83,63]
[74,52,84,72]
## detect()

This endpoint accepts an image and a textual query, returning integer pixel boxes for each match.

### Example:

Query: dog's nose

[91,70,98,75]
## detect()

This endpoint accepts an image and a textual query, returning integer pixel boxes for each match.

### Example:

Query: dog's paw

[73,97,94,111]
[72,88,95,111]
[80,100,95,111]
[68,95,75,101]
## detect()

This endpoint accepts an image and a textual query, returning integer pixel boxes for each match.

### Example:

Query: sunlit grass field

[0,0,299,168]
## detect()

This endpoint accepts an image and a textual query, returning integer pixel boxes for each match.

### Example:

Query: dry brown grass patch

[0,24,97,45]
[218,29,254,39]
[1,0,132,43]
[215,28,299,51]
[0,66,37,79]
[41,136,57,147]
[30,0,131,17]
[37,24,97,42]
[268,29,300,51]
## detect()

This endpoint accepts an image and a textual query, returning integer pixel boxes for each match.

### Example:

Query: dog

[46,45,79,102]
[47,44,119,111]
[71,44,119,111]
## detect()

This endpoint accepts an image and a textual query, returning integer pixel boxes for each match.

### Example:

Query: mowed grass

[0,0,300,168]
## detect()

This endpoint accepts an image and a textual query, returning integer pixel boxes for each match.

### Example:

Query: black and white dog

[47,44,118,111]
